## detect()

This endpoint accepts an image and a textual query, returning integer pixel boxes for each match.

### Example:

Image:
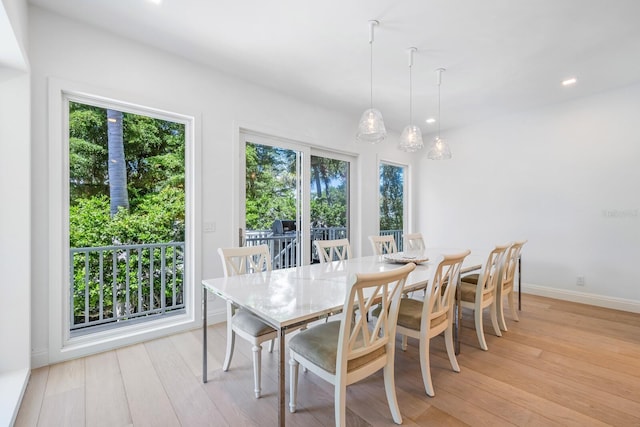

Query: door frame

[237,128,358,265]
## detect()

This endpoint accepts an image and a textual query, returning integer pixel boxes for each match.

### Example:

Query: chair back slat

[217,245,272,277]
[315,239,352,263]
[425,251,470,325]
[502,240,527,288]
[403,233,425,251]
[337,263,415,371]
[477,243,510,298]
[369,235,398,255]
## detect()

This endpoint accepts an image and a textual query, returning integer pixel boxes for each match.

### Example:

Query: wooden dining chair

[403,232,425,250]
[288,263,416,426]
[369,234,398,255]
[459,243,510,350]
[396,250,470,397]
[218,245,277,398]
[314,238,352,263]
[496,240,527,331]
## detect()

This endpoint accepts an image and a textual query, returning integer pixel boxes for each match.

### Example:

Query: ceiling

[29,0,640,135]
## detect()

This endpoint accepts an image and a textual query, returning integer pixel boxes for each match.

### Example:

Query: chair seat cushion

[461,273,479,285]
[289,321,385,374]
[460,281,477,302]
[232,310,276,337]
[371,303,382,319]
[397,298,447,331]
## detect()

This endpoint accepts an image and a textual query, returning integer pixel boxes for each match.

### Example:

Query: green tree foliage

[68,101,185,325]
[310,156,347,228]
[69,104,109,199]
[379,163,404,231]
[69,188,185,248]
[69,101,185,211]
[244,143,348,230]
[70,189,185,322]
[245,143,297,229]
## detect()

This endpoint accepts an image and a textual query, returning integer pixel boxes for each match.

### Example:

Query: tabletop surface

[202,249,484,329]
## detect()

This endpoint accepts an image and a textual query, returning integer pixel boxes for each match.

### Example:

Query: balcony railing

[380,229,404,251]
[246,227,403,268]
[70,229,402,333]
[70,242,185,334]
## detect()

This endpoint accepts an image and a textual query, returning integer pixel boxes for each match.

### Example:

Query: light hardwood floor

[15,295,640,426]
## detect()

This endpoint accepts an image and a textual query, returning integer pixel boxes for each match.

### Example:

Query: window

[68,101,186,335]
[240,131,354,267]
[379,162,406,250]
[48,80,198,362]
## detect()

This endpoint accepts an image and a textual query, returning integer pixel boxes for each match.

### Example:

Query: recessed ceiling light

[147,0,162,4]
[562,77,577,86]
[425,118,436,124]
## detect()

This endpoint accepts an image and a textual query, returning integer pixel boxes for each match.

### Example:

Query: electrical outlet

[576,276,585,286]
[203,222,216,233]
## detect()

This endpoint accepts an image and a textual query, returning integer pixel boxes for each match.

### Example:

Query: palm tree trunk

[107,109,129,216]
[107,109,129,319]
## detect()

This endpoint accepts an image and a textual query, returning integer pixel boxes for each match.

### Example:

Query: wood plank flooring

[15,295,640,426]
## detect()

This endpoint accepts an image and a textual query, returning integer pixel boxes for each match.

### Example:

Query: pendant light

[399,47,424,152]
[356,20,387,144]
[427,67,452,160]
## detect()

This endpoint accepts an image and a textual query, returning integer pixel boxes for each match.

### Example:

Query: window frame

[47,78,201,363]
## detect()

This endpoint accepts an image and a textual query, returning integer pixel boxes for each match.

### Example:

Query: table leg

[518,255,522,311]
[278,327,286,427]
[455,282,461,355]
[202,285,208,383]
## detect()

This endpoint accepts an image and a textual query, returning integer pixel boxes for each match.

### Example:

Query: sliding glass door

[240,132,352,267]
[310,152,350,263]
[243,138,302,268]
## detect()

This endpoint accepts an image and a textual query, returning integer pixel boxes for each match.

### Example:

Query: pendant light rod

[368,20,378,43]
[368,20,379,109]
[427,66,452,160]
[356,19,386,144]
[435,67,446,138]
[407,47,417,125]
[399,47,423,152]
[407,46,416,66]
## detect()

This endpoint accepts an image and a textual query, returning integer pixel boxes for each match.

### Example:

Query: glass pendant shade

[428,67,452,160]
[357,20,386,144]
[357,108,387,144]
[398,47,423,152]
[427,137,452,160]
[399,124,423,152]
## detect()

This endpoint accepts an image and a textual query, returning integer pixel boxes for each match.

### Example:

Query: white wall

[0,0,30,423]
[29,7,413,366]
[418,82,640,310]
[0,71,31,427]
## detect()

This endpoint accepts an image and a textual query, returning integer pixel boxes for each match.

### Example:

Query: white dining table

[201,249,483,427]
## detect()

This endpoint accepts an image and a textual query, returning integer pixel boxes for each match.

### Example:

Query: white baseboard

[31,349,49,369]
[523,283,640,313]
[206,307,226,325]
